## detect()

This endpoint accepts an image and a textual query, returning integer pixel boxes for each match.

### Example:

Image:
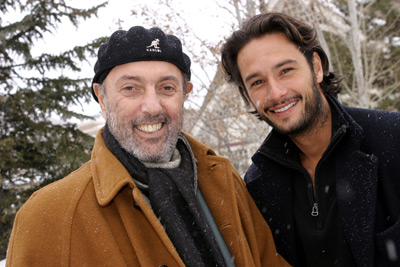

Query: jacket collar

[91,128,135,206]
[90,128,214,206]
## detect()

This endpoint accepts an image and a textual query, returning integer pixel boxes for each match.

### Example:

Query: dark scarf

[102,125,226,267]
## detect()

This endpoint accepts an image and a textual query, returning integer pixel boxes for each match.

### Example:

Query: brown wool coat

[6,129,290,267]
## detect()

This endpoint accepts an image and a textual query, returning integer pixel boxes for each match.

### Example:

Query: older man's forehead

[107,61,183,83]
[113,74,181,84]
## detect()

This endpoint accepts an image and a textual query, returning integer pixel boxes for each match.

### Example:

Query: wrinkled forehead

[106,61,184,84]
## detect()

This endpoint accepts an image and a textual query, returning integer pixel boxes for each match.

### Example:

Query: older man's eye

[124,86,135,91]
[120,86,141,97]
[159,86,177,96]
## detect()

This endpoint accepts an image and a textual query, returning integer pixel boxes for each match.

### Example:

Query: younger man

[222,12,400,267]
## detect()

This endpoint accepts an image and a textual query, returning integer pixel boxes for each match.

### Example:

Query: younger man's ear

[312,52,324,83]
[93,83,107,120]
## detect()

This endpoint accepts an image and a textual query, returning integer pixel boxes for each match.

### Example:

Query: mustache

[131,113,170,125]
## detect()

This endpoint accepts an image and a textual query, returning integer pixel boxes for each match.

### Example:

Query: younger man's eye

[252,80,263,87]
[282,68,293,74]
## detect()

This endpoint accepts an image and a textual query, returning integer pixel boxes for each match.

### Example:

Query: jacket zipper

[308,127,346,230]
[311,203,319,216]
[260,152,323,229]
[305,172,322,229]
[256,123,347,231]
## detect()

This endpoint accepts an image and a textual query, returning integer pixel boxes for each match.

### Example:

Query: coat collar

[90,128,215,207]
[91,128,135,206]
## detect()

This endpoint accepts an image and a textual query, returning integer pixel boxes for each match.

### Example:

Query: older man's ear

[93,83,107,121]
[184,81,193,100]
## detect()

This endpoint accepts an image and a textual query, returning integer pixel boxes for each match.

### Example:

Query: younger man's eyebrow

[274,59,298,70]
[244,72,262,84]
[244,59,299,84]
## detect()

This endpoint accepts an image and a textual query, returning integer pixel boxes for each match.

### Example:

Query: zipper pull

[311,203,319,216]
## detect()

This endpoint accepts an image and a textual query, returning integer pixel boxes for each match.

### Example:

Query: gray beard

[105,103,183,163]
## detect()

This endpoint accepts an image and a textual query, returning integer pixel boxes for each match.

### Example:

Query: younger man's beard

[258,78,329,137]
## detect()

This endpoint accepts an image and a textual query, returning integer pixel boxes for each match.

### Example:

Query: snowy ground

[0,259,5,266]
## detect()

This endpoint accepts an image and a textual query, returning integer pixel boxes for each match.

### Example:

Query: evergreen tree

[0,0,107,258]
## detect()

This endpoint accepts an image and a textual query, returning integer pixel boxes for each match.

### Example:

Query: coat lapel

[335,134,379,267]
[247,154,298,264]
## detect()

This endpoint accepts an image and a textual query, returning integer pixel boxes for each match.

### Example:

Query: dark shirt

[291,104,356,266]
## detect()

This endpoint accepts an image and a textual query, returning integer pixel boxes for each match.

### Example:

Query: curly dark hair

[221,12,342,106]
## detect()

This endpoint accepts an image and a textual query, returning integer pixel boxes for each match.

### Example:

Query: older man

[6,26,289,267]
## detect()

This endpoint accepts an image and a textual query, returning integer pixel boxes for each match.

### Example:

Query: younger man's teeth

[273,101,297,113]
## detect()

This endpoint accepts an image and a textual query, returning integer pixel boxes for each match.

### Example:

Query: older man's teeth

[273,101,298,113]
[137,123,162,133]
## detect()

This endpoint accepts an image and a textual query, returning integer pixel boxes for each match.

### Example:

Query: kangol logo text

[146,38,162,53]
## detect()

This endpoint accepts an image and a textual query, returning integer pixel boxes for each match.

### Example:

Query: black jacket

[245,95,400,267]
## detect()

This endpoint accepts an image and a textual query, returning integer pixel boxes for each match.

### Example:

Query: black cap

[91,26,191,102]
